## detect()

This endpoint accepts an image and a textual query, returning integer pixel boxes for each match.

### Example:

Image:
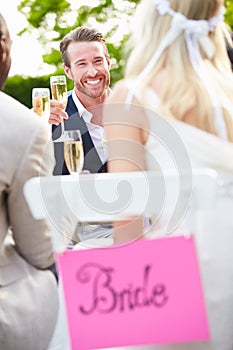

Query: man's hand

[48,99,69,125]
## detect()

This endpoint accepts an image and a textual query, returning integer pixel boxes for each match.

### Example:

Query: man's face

[64,41,110,105]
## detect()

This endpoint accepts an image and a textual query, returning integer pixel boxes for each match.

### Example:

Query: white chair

[23,168,217,246]
[23,168,218,350]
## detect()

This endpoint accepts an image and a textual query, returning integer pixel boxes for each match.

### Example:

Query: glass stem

[61,120,65,135]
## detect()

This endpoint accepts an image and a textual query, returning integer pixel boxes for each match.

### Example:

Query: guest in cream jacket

[0,13,58,350]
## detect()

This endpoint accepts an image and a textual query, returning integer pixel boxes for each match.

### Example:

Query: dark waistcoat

[52,94,107,175]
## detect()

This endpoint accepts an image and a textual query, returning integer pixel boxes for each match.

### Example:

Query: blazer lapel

[52,94,107,175]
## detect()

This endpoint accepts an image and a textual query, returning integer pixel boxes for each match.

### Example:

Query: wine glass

[50,75,68,141]
[64,130,84,175]
[32,88,50,119]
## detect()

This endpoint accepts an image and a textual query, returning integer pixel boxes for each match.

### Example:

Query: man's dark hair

[60,26,109,67]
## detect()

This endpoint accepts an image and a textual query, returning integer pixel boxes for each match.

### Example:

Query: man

[0,13,58,349]
[50,26,111,175]
[49,26,112,241]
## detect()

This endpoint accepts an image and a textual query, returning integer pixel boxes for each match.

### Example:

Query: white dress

[106,88,233,350]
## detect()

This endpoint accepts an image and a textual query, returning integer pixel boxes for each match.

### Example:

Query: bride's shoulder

[108,79,160,108]
[107,79,136,103]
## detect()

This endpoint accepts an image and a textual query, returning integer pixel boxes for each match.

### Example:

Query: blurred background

[2,0,233,108]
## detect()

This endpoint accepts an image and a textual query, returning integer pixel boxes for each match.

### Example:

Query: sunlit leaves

[18,0,139,85]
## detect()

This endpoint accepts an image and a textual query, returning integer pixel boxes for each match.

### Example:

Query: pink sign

[56,235,210,350]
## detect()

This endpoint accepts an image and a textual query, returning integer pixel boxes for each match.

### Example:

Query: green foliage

[3,0,139,108]
[5,0,233,108]
[3,75,50,108]
[107,34,130,85]
[43,49,63,68]
[18,0,71,30]
[225,0,233,29]
[5,0,141,106]
[3,73,74,108]
[17,0,140,84]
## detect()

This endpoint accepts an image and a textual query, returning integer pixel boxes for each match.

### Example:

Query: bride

[104,0,233,349]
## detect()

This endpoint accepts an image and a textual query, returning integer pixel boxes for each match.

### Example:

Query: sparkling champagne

[64,141,84,174]
[51,83,67,107]
[33,96,50,118]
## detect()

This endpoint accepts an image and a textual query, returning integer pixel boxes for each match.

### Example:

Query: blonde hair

[124,0,233,141]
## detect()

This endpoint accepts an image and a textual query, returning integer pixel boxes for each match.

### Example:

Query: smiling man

[50,26,112,242]
[51,26,111,175]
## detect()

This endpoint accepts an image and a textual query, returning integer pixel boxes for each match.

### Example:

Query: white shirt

[71,90,112,242]
[71,90,108,164]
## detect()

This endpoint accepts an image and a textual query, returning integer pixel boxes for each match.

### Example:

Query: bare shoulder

[107,79,142,106]
[107,80,131,103]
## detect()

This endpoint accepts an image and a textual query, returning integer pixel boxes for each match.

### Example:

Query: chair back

[24,168,217,350]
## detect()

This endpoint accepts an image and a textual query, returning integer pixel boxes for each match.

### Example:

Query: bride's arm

[104,81,148,244]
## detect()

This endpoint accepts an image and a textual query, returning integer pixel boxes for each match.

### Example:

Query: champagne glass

[32,88,50,119]
[50,75,68,140]
[64,130,84,175]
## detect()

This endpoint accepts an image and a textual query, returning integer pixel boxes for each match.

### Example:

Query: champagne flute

[50,75,68,140]
[32,88,50,119]
[64,130,84,175]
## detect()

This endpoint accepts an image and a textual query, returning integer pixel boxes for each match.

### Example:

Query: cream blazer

[0,92,58,350]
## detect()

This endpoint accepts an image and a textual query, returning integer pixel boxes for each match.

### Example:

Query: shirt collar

[71,89,87,117]
[71,89,92,123]
[71,88,112,123]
